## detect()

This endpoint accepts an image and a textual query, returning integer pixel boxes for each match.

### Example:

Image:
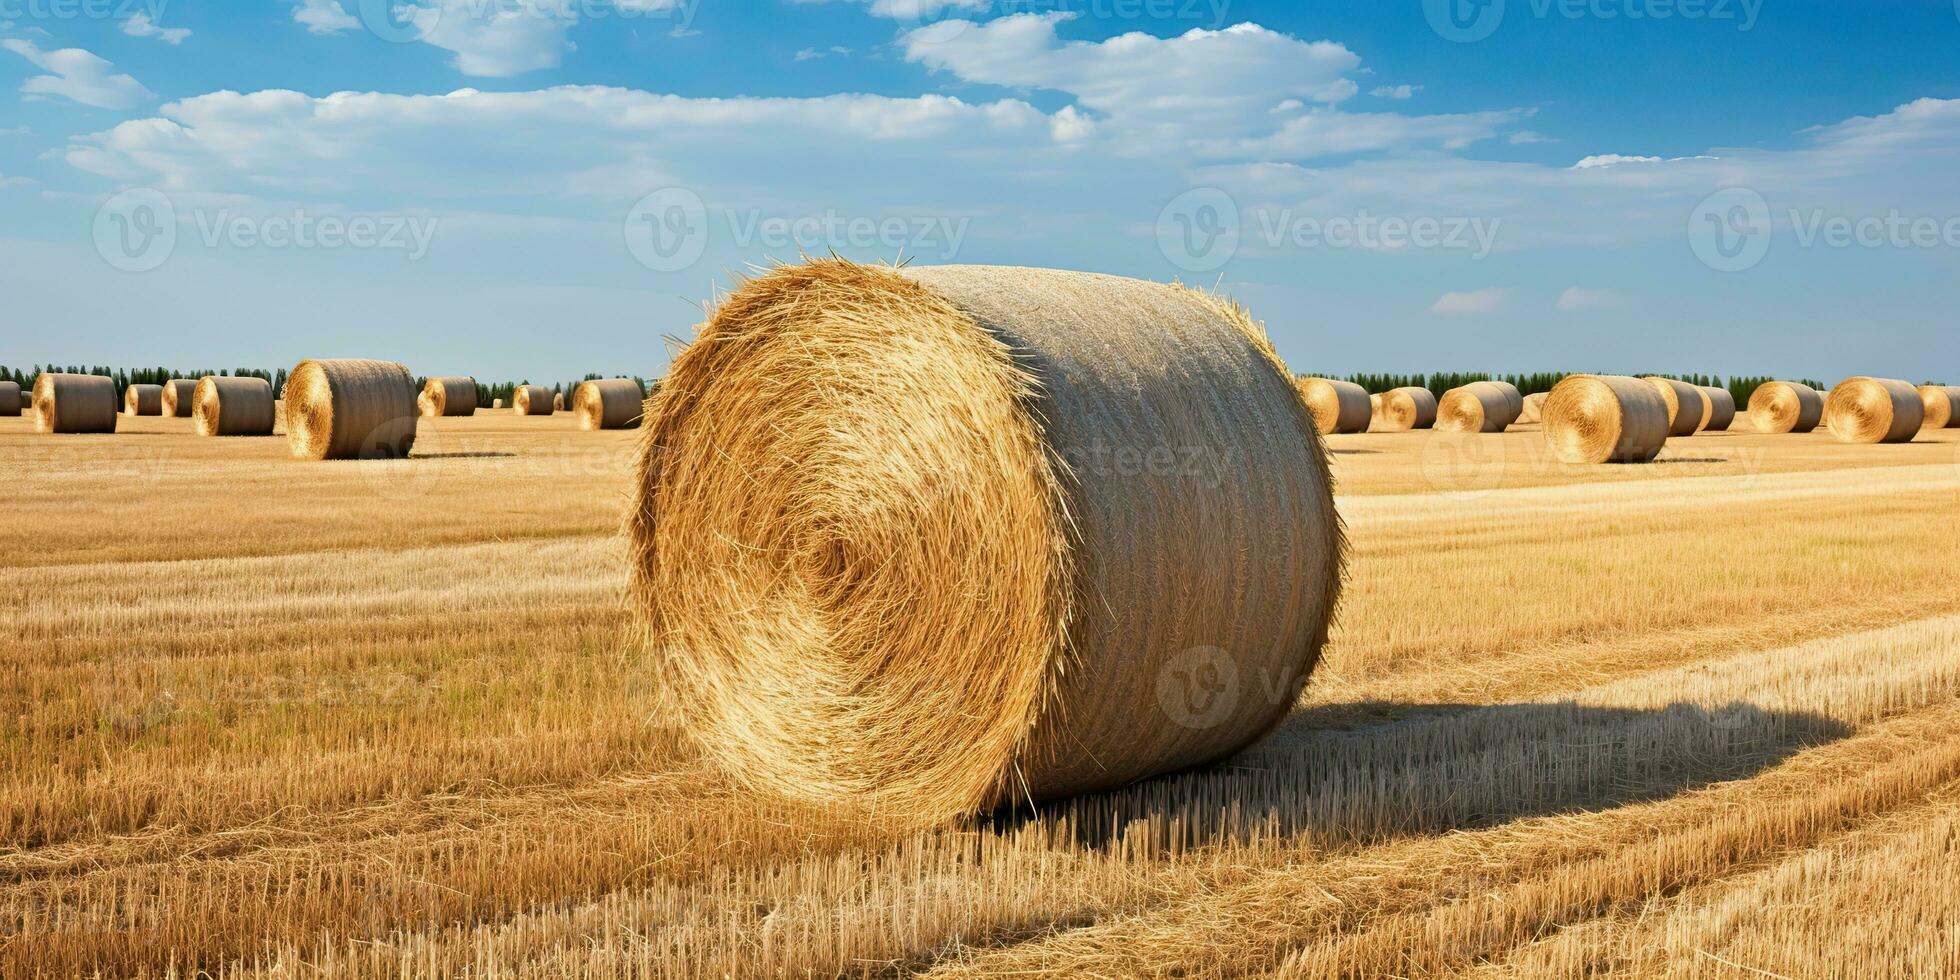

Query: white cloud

[1572,154,1663,169]
[795,45,853,61]
[1,39,153,110]
[1556,286,1624,311]
[292,0,360,35]
[869,0,988,17]
[1429,287,1507,315]
[1508,130,1552,145]
[1370,84,1419,100]
[406,0,578,77]
[122,12,191,44]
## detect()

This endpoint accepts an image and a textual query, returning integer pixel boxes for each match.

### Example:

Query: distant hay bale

[123,384,163,417]
[1518,391,1549,424]
[1916,385,1957,431]
[573,379,645,430]
[630,260,1344,826]
[554,391,566,411]
[160,379,197,417]
[0,381,20,417]
[285,358,419,460]
[33,374,118,434]
[1295,377,1371,434]
[1437,381,1522,433]
[1748,381,1824,433]
[1699,386,1737,432]
[193,376,276,436]
[1377,386,1437,431]
[1827,377,1923,444]
[514,385,554,415]
[1369,392,1383,417]
[418,377,478,417]
[1641,377,1707,437]
[1543,374,1670,464]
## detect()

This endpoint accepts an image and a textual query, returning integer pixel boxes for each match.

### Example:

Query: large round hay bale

[1748,381,1824,433]
[0,380,20,417]
[1698,385,1737,432]
[573,379,645,431]
[1437,381,1519,433]
[1916,385,1957,431]
[1518,391,1549,424]
[123,384,163,417]
[33,374,118,434]
[514,385,553,415]
[160,379,197,417]
[193,376,276,436]
[1544,374,1670,464]
[1295,377,1371,434]
[285,359,419,460]
[418,377,477,417]
[1641,377,1707,436]
[1377,386,1437,431]
[630,260,1344,825]
[1827,377,1923,444]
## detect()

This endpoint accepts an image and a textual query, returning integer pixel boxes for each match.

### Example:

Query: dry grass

[2,408,1958,977]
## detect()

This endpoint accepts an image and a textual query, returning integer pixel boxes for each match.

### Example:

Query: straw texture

[418,377,478,417]
[160,379,197,417]
[1699,385,1737,432]
[554,392,566,411]
[285,359,419,460]
[1518,391,1549,424]
[514,385,553,415]
[1642,377,1707,437]
[1827,377,1923,444]
[0,381,19,417]
[1916,385,1957,431]
[1748,381,1825,434]
[1436,381,1520,433]
[33,374,118,434]
[1296,377,1371,434]
[1543,374,1669,464]
[629,259,1343,826]
[574,379,645,431]
[193,376,276,436]
[1377,386,1438,431]
[124,384,163,417]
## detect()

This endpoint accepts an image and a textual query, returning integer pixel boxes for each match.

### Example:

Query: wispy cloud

[1429,287,1508,315]
[121,11,191,44]
[1,39,153,109]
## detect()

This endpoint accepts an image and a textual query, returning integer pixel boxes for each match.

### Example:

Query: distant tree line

[3,366,655,407]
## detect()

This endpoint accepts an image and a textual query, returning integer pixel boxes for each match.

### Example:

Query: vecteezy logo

[1419,430,1509,500]
[93,188,177,273]
[1156,187,1241,274]
[357,0,439,44]
[1424,0,1505,43]
[1688,187,1772,273]
[1156,645,1240,731]
[624,187,709,273]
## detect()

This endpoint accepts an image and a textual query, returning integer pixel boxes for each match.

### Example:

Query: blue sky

[2,0,1957,381]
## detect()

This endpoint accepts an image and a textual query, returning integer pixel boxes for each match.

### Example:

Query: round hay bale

[1748,381,1824,433]
[1437,381,1518,433]
[1377,386,1437,431]
[418,377,478,417]
[193,376,276,436]
[1916,385,1957,431]
[573,379,644,431]
[0,380,20,417]
[1641,377,1707,437]
[1543,374,1670,464]
[160,379,197,418]
[514,385,553,415]
[630,260,1343,825]
[33,374,118,434]
[1295,377,1371,434]
[123,384,163,417]
[1368,392,1383,417]
[1698,385,1737,432]
[1827,377,1923,444]
[285,358,419,460]
[553,391,566,411]
[1518,391,1549,424]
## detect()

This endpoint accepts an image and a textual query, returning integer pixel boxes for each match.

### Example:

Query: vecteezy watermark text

[1689,186,1960,273]
[93,189,439,272]
[1425,0,1764,43]
[624,187,970,272]
[0,0,166,19]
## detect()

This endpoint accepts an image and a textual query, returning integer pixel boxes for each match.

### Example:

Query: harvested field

[3,409,1958,977]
